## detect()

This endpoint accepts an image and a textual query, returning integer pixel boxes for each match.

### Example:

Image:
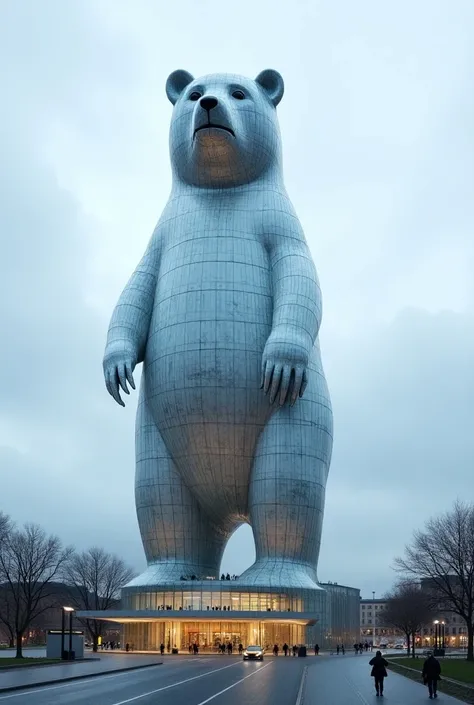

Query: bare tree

[0,513,14,647]
[0,585,16,648]
[0,512,11,542]
[395,501,474,661]
[380,581,432,657]
[0,523,73,657]
[63,547,134,652]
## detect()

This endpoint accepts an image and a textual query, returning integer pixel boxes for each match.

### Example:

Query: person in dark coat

[369,650,388,697]
[422,652,441,699]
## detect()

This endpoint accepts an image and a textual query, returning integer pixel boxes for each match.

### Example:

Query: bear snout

[200,96,218,112]
[193,97,235,139]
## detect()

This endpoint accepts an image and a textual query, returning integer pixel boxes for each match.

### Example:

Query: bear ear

[166,70,194,105]
[255,69,284,107]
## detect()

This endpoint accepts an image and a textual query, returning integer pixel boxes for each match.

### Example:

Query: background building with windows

[360,598,404,645]
[360,593,469,649]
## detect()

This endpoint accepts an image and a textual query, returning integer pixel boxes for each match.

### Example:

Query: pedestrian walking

[283,642,289,656]
[336,644,340,655]
[314,643,320,656]
[341,643,345,655]
[422,651,441,699]
[369,650,388,697]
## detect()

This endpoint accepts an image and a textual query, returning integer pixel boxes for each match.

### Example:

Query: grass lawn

[390,657,474,685]
[388,657,474,704]
[0,658,62,668]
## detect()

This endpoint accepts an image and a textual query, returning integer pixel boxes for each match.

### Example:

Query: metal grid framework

[103,69,333,591]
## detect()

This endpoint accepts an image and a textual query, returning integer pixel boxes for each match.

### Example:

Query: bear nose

[200,96,218,112]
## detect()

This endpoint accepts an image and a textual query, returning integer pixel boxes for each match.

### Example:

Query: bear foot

[236,559,323,590]
[125,562,217,588]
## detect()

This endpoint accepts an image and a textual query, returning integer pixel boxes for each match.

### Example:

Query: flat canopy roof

[76,609,317,626]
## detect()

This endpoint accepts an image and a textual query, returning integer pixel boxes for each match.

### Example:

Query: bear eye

[232,90,245,100]
[189,91,202,101]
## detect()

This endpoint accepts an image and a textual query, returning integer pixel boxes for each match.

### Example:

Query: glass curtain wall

[123,621,306,652]
[129,590,303,612]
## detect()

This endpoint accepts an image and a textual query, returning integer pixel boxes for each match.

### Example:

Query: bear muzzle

[193,124,235,139]
[193,95,235,140]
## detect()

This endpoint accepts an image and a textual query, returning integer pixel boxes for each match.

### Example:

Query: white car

[243,645,264,661]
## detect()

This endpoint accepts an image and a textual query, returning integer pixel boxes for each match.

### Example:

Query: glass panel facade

[126,589,306,613]
[120,580,360,652]
[123,620,306,653]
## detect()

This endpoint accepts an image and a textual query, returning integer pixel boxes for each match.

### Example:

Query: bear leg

[134,384,228,582]
[240,366,333,588]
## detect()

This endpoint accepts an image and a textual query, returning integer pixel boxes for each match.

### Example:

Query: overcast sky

[1,0,473,599]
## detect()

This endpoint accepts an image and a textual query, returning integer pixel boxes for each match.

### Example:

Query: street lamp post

[372,592,376,646]
[62,607,74,660]
[433,620,445,656]
[61,609,65,659]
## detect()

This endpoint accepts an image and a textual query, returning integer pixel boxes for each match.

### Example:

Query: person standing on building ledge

[369,650,388,697]
[422,651,441,699]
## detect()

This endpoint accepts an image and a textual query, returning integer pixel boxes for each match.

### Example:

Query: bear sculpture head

[166,70,284,189]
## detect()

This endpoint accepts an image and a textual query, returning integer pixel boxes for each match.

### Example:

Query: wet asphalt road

[0,653,466,704]
[0,656,304,705]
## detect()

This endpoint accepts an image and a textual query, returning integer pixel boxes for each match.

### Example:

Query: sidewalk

[0,653,162,693]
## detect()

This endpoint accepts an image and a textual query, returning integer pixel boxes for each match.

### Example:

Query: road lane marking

[110,661,242,704]
[0,664,165,701]
[343,675,370,704]
[194,662,273,705]
[295,665,307,705]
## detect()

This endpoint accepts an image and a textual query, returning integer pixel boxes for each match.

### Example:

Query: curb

[0,658,100,672]
[0,661,163,694]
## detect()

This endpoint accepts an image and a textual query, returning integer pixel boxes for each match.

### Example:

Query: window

[368,619,372,624]
[362,605,366,610]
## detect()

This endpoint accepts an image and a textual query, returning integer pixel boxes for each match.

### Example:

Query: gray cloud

[1,0,473,598]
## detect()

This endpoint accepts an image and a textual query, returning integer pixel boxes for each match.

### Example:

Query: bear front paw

[103,341,137,407]
[260,331,310,406]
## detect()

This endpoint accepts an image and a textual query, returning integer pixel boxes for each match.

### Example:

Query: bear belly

[143,254,274,523]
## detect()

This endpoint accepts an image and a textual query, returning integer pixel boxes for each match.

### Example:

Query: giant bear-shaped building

[103,69,333,590]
